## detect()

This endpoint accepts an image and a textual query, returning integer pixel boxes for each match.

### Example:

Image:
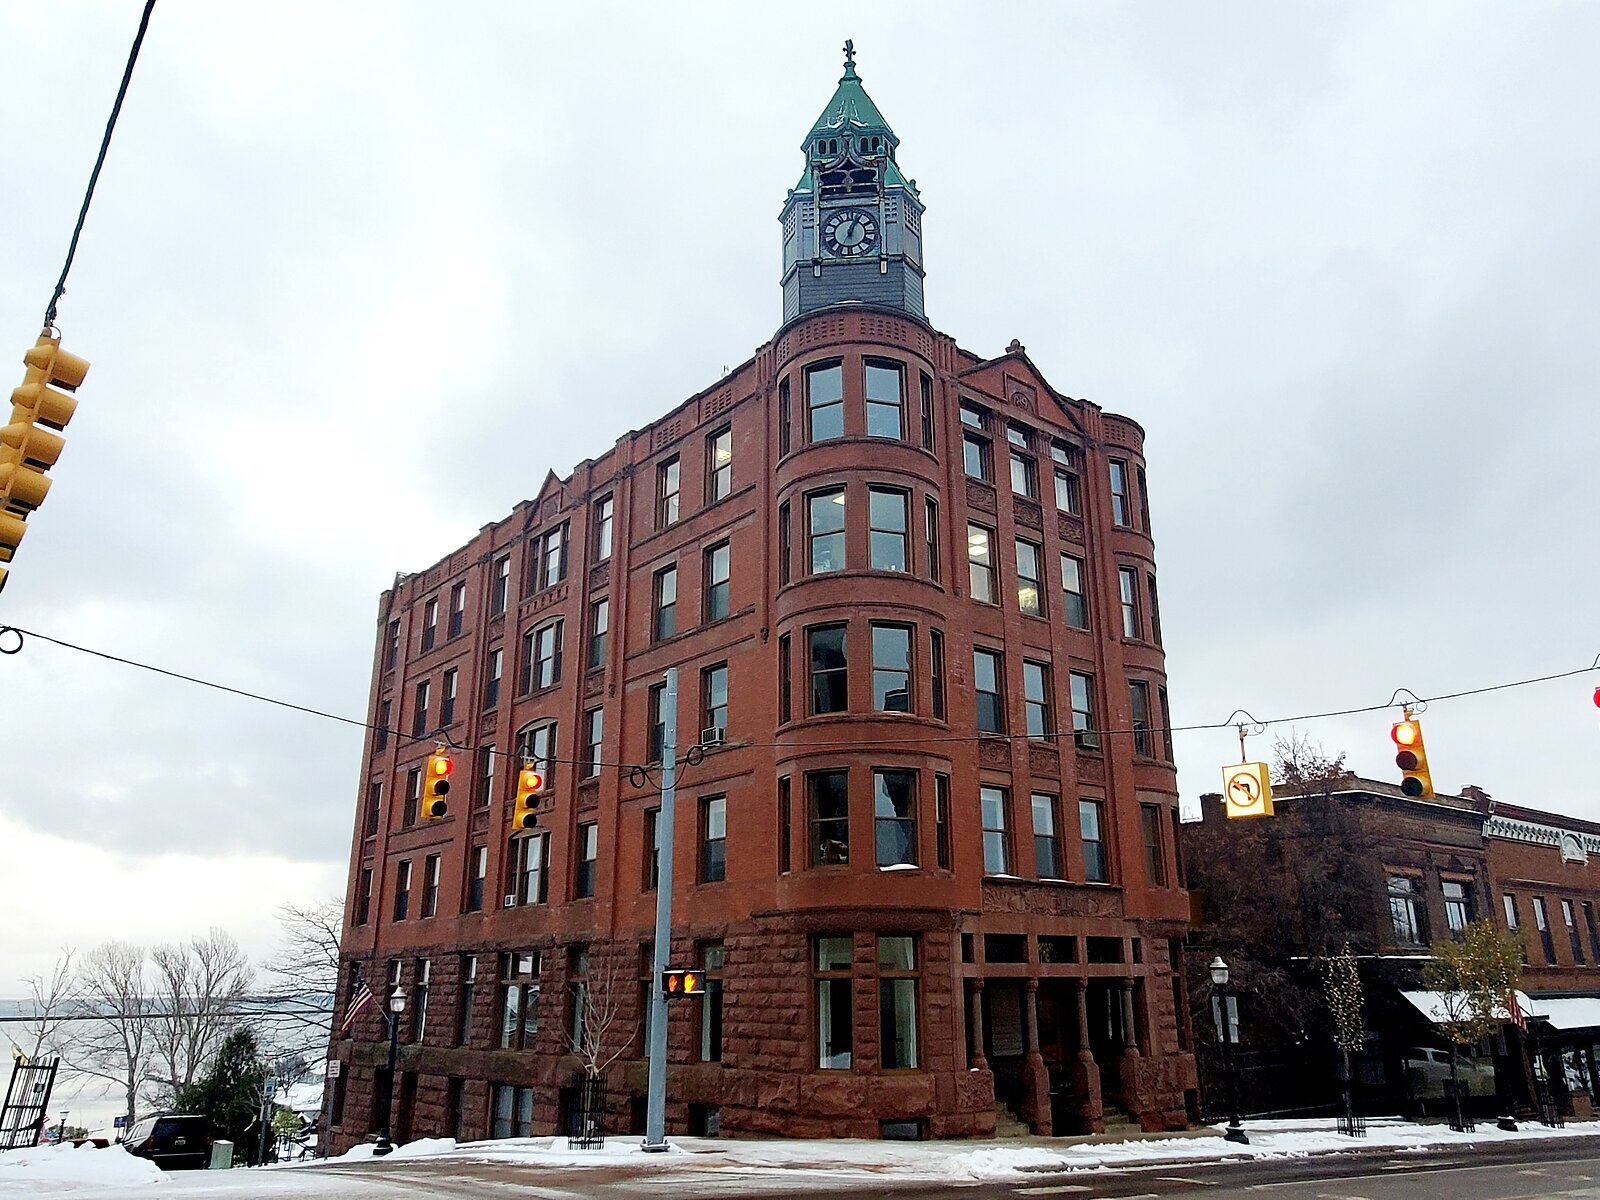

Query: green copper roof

[804,40,896,146]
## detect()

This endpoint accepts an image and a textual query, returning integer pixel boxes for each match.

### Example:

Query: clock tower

[779,41,927,324]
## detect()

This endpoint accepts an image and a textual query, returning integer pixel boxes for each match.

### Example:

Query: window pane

[981,786,1008,874]
[865,363,903,438]
[869,489,908,571]
[963,434,989,481]
[871,624,911,712]
[874,770,917,867]
[809,772,850,865]
[879,977,918,1069]
[809,625,848,714]
[810,490,846,574]
[967,524,994,602]
[808,364,844,441]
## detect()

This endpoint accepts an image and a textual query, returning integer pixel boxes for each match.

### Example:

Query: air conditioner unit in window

[701,726,726,747]
[502,893,516,908]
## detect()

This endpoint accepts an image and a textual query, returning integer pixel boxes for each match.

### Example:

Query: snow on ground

[0,1143,162,1192]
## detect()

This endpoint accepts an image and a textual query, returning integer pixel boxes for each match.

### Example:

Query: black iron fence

[566,1071,605,1149]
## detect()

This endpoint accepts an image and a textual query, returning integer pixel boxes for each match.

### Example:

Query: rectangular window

[807,362,844,441]
[656,457,680,528]
[870,623,912,713]
[1586,902,1600,963]
[809,489,846,574]
[1080,799,1108,883]
[652,564,677,642]
[422,598,438,652]
[808,770,850,866]
[364,781,381,838]
[412,679,430,738]
[1147,573,1163,646]
[575,822,598,899]
[593,496,613,562]
[525,621,562,691]
[924,497,939,582]
[491,556,511,616]
[1389,876,1426,945]
[1032,794,1061,879]
[1158,687,1174,764]
[874,770,917,867]
[868,488,909,571]
[778,777,792,874]
[981,786,1010,875]
[1141,804,1165,886]
[699,943,725,1062]
[778,500,792,585]
[1009,450,1037,499]
[865,360,903,438]
[919,373,935,450]
[1070,672,1099,750]
[386,619,400,669]
[403,767,421,827]
[517,833,549,906]
[394,859,412,920]
[974,647,1005,734]
[778,633,792,724]
[422,853,441,918]
[707,427,733,502]
[412,958,430,1042]
[1023,660,1052,740]
[963,432,992,482]
[929,629,945,720]
[1504,892,1519,929]
[457,955,477,1046]
[355,867,372,925]
[1119,566,1141,639]
[440,668,457,726]
[466,845,486,913]
[484,648,502,708]
[701,662,729,737]
[532,524,568,591]
[1534,896,1556,962]
[934,774,951,870]
[1016,539,1043,616]
[815,936,853,1069]
[490,1084,535,1139]
[1109,459,1131,527]
[967,523,995,602]
[497,952,539,1051]
[1130,680,1152,757]
[704,541,731,622]
[1137,465,1152,533]
[644,808,660,890]
[648,682,667,762]
[1007,424,1031,450]
[960,401,987,430]
[375,700,390,752]
[1052,444,1082,514]
[1442,878,1473,936]
[582,707,603,778]
[808,624,849,714]
[878,936,919,1070]
[449,583,466,638]
[1566,899,1585,963]
[588,598,607,670]
[700,796,727,883]
[1061,554,1088,629]
[778,377,791,457]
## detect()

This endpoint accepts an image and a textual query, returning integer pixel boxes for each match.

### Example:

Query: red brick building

[328,46,1192,1149]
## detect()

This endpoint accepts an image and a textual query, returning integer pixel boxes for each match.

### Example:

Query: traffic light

[0,335,88,593]
[1391,711,1434,798]
[511,763,545,830]
[661,969,706,998]
[422,749,453,820]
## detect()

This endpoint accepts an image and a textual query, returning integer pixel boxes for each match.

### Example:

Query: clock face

[821,208,880,257]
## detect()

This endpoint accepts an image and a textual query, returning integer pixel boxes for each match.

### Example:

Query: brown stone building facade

[328,50,1192,1149]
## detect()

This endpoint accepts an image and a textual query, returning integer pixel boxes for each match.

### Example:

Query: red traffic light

[1391,720,1420,748]
[519,767,544,793]
[423,750,453,820]
[1592,686,1600,709]
[431,754,454,778]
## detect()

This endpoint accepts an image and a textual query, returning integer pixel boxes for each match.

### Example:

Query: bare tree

[67,942,152,1127]
[259,899,341,1062]
[15,949,77,1062]
[566,950,636,1078]
[147,929,253,1106]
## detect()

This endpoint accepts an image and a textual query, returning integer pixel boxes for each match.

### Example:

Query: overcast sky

[2,1,1597,1000]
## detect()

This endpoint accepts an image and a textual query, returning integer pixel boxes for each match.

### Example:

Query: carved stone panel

[1029,744,1059,777]
[977,737,1011,769]
[1014,499,1043,531]
[1058,514,1086,545]
[577,780,600,813]
[588,562,610,592]
[966,479,997,514]
[982,880,1126,919]
[584,670,605,698]
[1076,755,1106,785]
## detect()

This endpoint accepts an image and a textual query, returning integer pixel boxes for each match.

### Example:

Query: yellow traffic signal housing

[511,763,545,830]
[1391,713,1434,798]
[423,749,453,820]
[661,969,706,997]
[0,336,88,590]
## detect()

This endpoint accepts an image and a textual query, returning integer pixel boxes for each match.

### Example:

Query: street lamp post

[1209,957,1249,1145]
[372,988,407,1157]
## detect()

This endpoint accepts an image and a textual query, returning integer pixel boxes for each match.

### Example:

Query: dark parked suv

[121,1114,211,1170]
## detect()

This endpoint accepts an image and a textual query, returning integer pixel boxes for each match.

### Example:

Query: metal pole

[373,1008,399,1156]
[1218,988,1248,1144]
[643,668,679,1151]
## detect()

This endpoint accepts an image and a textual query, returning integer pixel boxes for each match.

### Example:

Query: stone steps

[993,1103,1032,1139]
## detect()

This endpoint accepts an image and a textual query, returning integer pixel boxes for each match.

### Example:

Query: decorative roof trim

[1484,815,1600,861]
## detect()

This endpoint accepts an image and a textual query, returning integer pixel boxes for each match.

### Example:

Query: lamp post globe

[1208,956,1229,988]
[372,989,407,1157]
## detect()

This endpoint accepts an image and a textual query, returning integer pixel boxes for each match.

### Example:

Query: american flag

[1507,991,1528,1031]
[338,978,375,1037]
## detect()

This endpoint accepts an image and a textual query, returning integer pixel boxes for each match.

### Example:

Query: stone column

[1021,978,1052,1135]
[1120,979,1145,1130]
[968,980,988,1072]
[1073,977,1103,1134]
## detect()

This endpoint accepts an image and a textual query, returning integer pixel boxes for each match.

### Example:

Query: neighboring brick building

[327,46,1191,1149]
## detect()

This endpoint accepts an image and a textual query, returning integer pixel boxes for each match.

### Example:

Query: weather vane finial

[842,38,857,79]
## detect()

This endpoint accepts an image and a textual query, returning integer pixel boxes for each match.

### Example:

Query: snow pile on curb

[0,1143,163,1192]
